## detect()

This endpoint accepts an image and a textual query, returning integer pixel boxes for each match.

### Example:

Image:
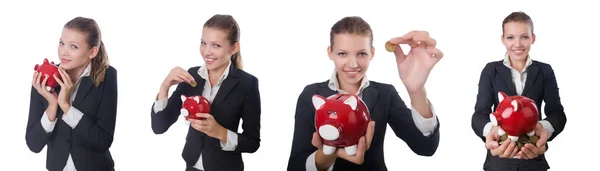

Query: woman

[287,16,444,171]
[26,16,118,171]
[150,14,261,171]
[471,11,567,171]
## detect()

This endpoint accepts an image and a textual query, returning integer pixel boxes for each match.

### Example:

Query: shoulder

[297,80,328,99]
[106,65,117,76]
[367,80,394,92]
[484,60,503,71]
[531,60,557,76]
[236,69,259,83]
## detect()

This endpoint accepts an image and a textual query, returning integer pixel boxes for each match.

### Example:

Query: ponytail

[232,51,243,70]
[90,41,109,87]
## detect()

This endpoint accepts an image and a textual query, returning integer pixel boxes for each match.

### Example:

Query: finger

[517,151,527,160]
[400,31,430,47]
[196,113,212,119]
[393,44,408,63]
[485,132,499,149]
[413,35,436,48]
[176,68,195,84]
[32,71,38,86]
[536,129,549,148]
[54,74,65,87]
[427,48,444,59]
[41,75,50,92]
[338,137,366,164]
[493,139,509,156]
[389,37,420,48]
[365,121,375,149]
[521,145,536,159]
[312,132,322,148]
[509,146,518,158]
[502,142,516,158]
[35,72,43,88]
[173,75,186,84]
[58,68,70,84]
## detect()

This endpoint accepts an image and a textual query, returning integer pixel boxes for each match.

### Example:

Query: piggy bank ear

[498,92,507,103]
[344,95,358,110]
[193,96,200,103]
[312,95,326,110]
[43,58,49,64]
[180,95,187,102]
[511,100,518,111]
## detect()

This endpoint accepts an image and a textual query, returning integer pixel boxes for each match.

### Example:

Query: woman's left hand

[55,67,74,113]
[518,123,549,159]
[189,113,228,143]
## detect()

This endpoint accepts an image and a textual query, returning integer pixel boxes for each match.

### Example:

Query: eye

[59,41,64,46]
[200,42,206,45]
[522,36,529,39]
[506,36,513,40]
[327,110,331,114]
[337,52,346,56]
[333,111,337,115]
[501,106,505,110]
[70,45,78,49]
[359,52,368,56]
[213,44,221,48]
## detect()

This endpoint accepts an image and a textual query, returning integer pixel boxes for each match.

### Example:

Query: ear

[312,95,326,110]
[89,46,99,59]
[180,95,187,102]
[531,33,536,44]
[43,58,49,64]
[511,100,518,111]
[371,46,375,60]
[231,42,240,55]
[193,96,200,103]
[327,46,334,60]
[343,95,358,110]
[498,92,507,102]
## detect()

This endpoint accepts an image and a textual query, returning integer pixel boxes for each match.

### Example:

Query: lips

[512,49,525,55]
[60,58,71,63]
[204,58,216,64]
[343,70,361,77]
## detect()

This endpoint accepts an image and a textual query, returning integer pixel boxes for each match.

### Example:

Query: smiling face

[200,27,239,71]
[328,33,374,86]
[502,22,535,62]
[57,28,97,70]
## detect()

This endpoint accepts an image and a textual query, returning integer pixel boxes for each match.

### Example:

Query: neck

[509,55,527,72]
[337,75,360,95]
[67,64,88,82]
[207,61,229,86]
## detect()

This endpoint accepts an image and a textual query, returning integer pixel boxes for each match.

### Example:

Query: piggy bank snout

[319,124,340,141]
[180,109,189,117]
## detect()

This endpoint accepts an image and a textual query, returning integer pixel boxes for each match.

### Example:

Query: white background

[0,0,598,170]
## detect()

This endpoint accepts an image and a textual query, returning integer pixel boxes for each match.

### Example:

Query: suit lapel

[361,86,378,113]
[497,65,517,95]
[72,77,93,107]
[211,67,239,107]
[522,64,539,95]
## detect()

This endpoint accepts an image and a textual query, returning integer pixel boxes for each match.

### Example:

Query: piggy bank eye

[500,106,505,110]
[333,111,337,115]
[327,110,331,114]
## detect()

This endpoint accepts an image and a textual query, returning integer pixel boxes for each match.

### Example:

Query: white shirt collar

[327,69,370,95]
[198,61,232,83]
[503,53,533,73]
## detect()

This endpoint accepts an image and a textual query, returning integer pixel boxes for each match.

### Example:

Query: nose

[318,124,340,141]
[201,45,212,57]
[515,38,523,48]
[348,56,358,68]
[58,46,68,56]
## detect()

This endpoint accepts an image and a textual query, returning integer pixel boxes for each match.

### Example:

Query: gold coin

[190,81,197,87]
[385,41,396,52]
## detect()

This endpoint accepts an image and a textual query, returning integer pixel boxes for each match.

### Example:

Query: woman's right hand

[486,125,519,158]
[32,71,58,121]
[32,71,58,105]
[158,67,196,99]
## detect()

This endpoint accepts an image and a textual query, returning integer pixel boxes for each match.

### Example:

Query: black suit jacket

[287,80,440,171]
[151,66,261,171]
[26,66,118,171]
[471,60,567,170]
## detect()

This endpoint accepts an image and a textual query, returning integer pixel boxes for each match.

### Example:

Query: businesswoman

[26,16,118,171]
[471,11,567,171]
[150,14,261,171]
[287,16,443,171]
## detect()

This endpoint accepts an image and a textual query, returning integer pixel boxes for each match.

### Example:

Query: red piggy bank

[313,94,370,156]
[490,91,539,142]
[34,58,61,92]
[180,95,211,124]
